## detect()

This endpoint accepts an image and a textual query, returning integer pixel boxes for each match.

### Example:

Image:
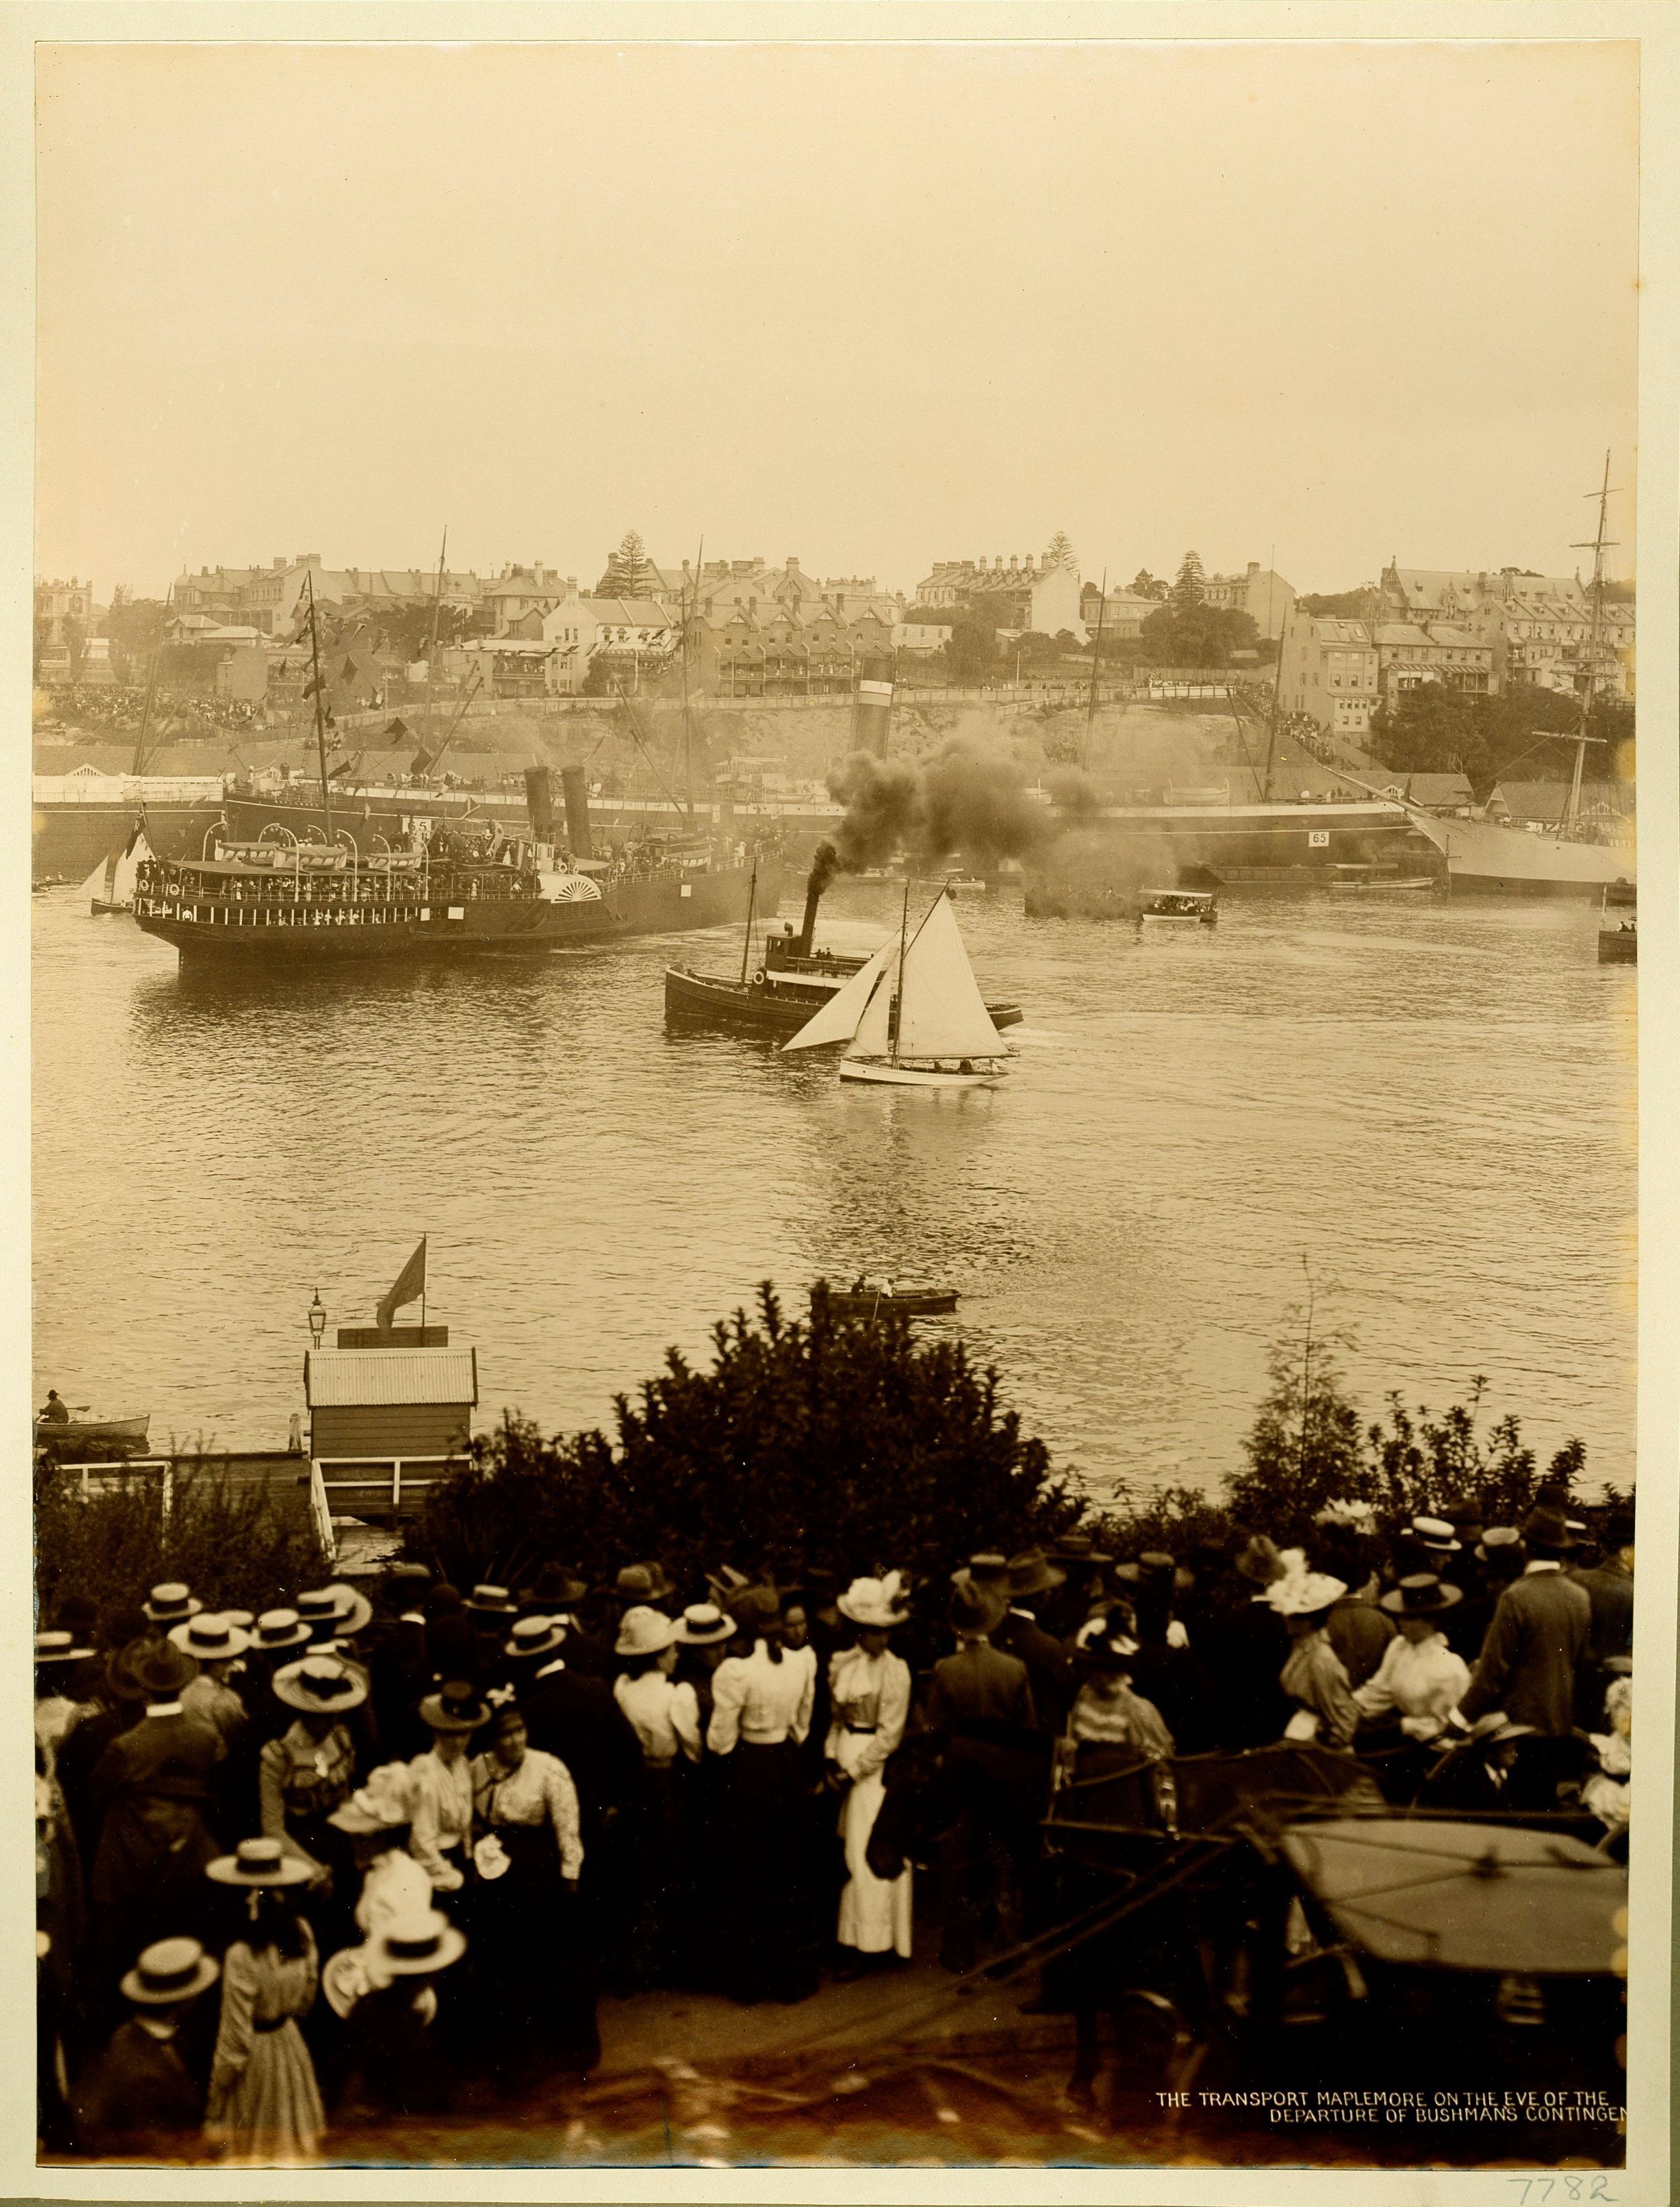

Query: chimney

[794,874,824,957]
[560,765,593,857]
[1247,560,1259,577]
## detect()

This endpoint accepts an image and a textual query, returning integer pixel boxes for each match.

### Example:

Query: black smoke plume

[915,741,1050,871]
[1044,765,1101,822]
[826,752,925,870]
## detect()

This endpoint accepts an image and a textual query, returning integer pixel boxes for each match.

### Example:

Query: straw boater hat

[121,1936,220,2007]
[1410,1516,1461,1556]
[273,1652,369,1716]
[169,1613,253,1663]
[251,1608,314,1653]
[504,1614,568,1663]
[295,1583,374,1638]
[1114,1550,1195,1593]
[1380,1573,1463,1616]
[206,1835,314,1887]
[616,1604,679,1659]
[329,1761,419,1836]
[419,1679,489,1732]
[837,1574,910,1630]
[34,1629,95,1666]
[464,1583,518,1618]
[675,1602,735,1646]
[1260,1570,1347,1618]
[1051,1532,1115,1569]
[1475,1526,1523,1565]
[366,1909,466,1978]
[142,1582,202,1626]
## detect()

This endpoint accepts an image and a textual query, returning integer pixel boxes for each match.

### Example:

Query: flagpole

[421,1233,427,1338]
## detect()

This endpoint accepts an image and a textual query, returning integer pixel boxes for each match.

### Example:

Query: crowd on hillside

[34,1487,1634,2162]
[36,683,268,737]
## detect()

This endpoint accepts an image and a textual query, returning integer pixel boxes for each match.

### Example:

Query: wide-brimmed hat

[1051,1533,1115,1568]
[251,1608,314,1652]
[273,1653,369,1715]
[704,1565,752,1612]
[121,1936,220,2007]
[464,1583,518,1617]
[837,1573,910,1630]
[950,1552,1009,1589]
[616,1604,679,1658]
[1601,1511,1636,1551]
[131,1643,198,1701]
[1439,1501,1484,1533]
[1410,1516,1461,1555]
[505,1615,567,1661]
[527,1563,589,1611]
[106,1640,154,1704]
[1380,1573,1463,1616]
[1261,1571,1347,1618]
[142,1582,202,1625]
[615,1561,675,1604]
[206,1835,314,1887]
[1004,1548,1065,1600]
[1078,1630,1141,1673]
[1312,1499,1376,1531]
[296,1583,374,1638]
[35,1629,94,1665]
[1521,1505,1577,1551]
[366,1909,466,1978]
[675,1602,735,1646]
[419,1679,489,1732]
[168,1613,253,1663]
[1465,1711,1540,1748]
[1115,1550,1195,1593]
[950,1579,1007,1634]
[329,1761,419,1835]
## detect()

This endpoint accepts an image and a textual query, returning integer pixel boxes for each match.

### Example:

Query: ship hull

[665,964,1023,1036]
[137,864,781,962]
[1408,812,1636,897]
[33,800,224,881]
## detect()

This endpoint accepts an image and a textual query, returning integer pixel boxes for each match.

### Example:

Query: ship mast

[1565,450,1618,833]
[305,571,335,843]
[890,879,910,1067]
[424,524,448,748]
[130,583,171,780]
[1080,570,1107,772]
[679,536,702,821]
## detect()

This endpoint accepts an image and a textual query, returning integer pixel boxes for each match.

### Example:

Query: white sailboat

[784,886,1010,1088]
[81,825,155,915]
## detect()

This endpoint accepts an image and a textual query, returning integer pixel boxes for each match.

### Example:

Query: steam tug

[664,857,1024,1038]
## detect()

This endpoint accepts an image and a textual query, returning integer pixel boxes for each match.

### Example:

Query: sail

[894,892,1003,1060]
[782,936,896,1050]
[111,829,153,904]
[79,850,113,902]
[850,967,894,1058]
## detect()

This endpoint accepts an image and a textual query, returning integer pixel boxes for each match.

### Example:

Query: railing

[61,1456,175,1526]
[309,1455,471,1542]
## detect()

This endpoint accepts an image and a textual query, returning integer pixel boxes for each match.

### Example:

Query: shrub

[410,1282,1082,1595]
[34,1454,327,1626]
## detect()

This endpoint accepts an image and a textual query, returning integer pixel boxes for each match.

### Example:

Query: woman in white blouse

[612,1606,702,1991]
[470,1702,593,2075]
[1354,1576,1472,1741]
[409,1682,487,1897]
[705,1587,816,2005]
[825,1575,913,1972]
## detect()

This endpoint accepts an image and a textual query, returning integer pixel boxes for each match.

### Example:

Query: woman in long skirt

[704,1589,816,2005]
[826,1577,913,1972]
[470,1702,593,2076]
[612,1606,702,1991]
[203,1840,326,2164]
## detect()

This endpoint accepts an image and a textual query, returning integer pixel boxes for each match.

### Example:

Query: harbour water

[32,878,1637,1503]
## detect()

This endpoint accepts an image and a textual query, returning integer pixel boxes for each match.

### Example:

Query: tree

[409,1284,1080,1599]
[597,530,657,598]
[1044,531,1077,574]
[947,609,1003,684]
[61,613,85,677]
[1131,570,1169,602]
[1299,588,1379,619]
[1170,551,1207,616]
[1224,1277,1372,1539]
[1369,681,1591,795]
[1363,1382,1581,1532]
[1139,600,1258,669]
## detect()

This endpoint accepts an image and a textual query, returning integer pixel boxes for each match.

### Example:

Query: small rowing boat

[824,1281,959,1319]
[34,1411,152,1460]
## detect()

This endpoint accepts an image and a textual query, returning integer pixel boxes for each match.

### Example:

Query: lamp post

[308,1289,327,1346]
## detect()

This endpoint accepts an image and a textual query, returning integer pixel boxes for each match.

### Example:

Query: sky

[34,38,1639,601]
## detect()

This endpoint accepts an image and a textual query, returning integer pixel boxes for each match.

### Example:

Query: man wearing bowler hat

[986,1550,1073,1732]
[1456,1506,1591,1737]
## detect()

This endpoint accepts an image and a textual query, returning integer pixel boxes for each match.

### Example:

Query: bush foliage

[34,1456,327,1625]
[411,1284,1082,1593]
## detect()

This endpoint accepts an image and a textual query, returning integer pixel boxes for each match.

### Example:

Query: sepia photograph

[18,13,1675,2187]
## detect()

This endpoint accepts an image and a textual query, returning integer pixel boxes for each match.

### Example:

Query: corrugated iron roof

[305,1349,478,1407]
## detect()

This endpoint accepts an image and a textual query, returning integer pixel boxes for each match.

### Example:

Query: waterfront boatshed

[304,1347,478,1462]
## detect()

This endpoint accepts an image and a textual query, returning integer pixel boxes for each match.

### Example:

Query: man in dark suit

[1571,1507,1634,1725]
[1457,1507,1591,1737]
[73,1937,218,2155]
[986,1550,1073,1733]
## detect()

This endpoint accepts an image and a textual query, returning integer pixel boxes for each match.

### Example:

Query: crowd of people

[34,1487,1634,2161]
[37,683,270,737]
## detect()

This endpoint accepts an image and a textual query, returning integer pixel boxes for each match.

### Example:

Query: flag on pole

[376,1238,427,1333]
